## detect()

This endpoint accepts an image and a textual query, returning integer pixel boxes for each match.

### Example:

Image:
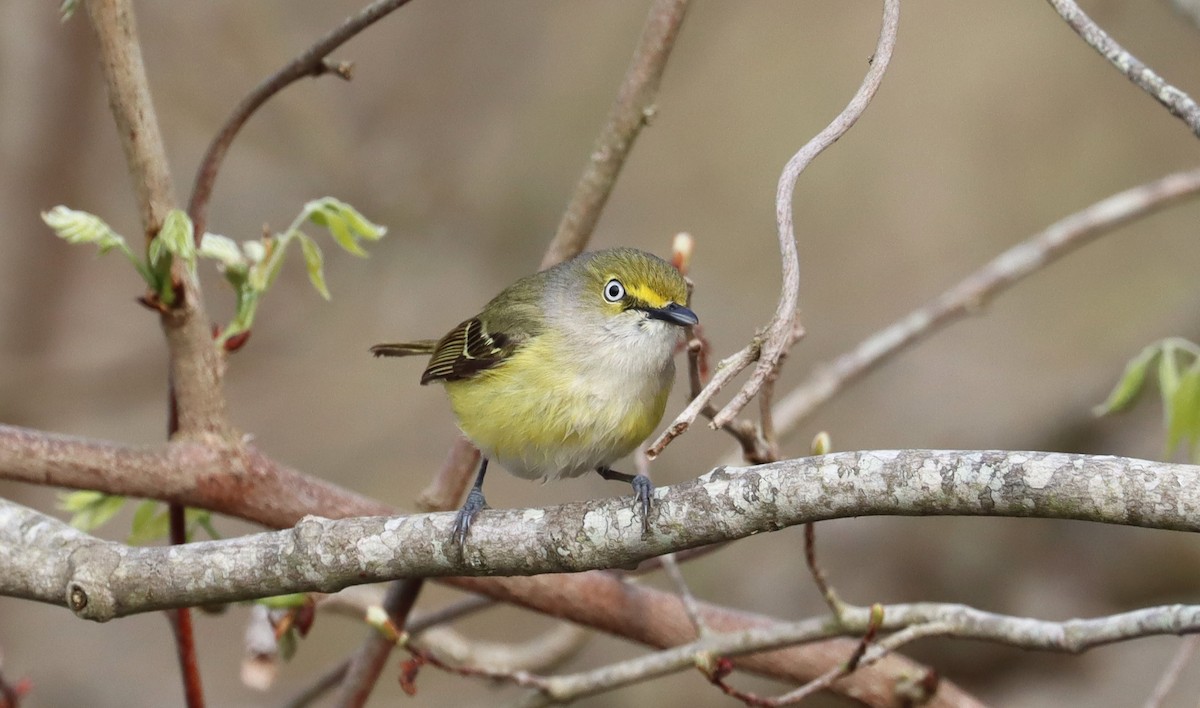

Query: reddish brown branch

[186,0,415,237]
[0,423,973,707]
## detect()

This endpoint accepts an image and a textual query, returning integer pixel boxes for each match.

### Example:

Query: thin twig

[804,523,845,619]
[708,0,900,430]
[766,165,1200,440]
[187,0,415,237]
[412,623,590,673]
[540,0,692,269]
[1045,0,1200,137]
[660,554,711,639]
[280,659,348,708]
[1143,634,1200,708]
[166,502,204,707]
[649,0,901,455]
[279,595,496,708]
[334,577,423,708]
[775,620,949,706]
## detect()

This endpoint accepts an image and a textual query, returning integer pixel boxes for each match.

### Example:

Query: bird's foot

[452,487,487,550]
[631,474,653,533]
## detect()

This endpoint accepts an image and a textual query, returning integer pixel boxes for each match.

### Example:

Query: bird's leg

[596,466,653,532]
[452,458,489,548]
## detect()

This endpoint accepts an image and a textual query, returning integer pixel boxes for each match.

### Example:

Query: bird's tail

[370,341,438,357]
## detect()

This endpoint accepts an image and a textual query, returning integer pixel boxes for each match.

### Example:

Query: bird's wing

[419,317,518,384]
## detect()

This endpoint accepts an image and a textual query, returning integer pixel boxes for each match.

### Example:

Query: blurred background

[2,1,1200,705]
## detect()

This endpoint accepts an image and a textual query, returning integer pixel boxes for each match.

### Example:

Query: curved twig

[186,0,415,237]
[648,0,901,456]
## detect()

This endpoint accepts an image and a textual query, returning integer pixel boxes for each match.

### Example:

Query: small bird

[372,247,698,546]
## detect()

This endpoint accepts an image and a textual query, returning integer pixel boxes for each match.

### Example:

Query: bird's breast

[444,324,679,480]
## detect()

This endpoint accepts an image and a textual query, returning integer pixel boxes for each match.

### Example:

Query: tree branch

[4,449,1197,619]
[186,0,416,238]
[765,165,1200,440]
[84,0,230,440]
[1045,0,1200,137]
[0,423,984,705]
[648,0,901,456]
[540,0,691,269]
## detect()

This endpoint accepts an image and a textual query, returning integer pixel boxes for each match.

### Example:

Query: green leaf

[299,235,331,300]
[198,233,248,273]
[148,236,166,268]
[158,210,197,276]
[128,500,171,544]
[43,206,126,254]
[303,198,386,257]
[1167,360,1200,459]
[1159,344,1182,430]
[59,0,78,21]
[59,491,127,532]
[1093,343,1160,416]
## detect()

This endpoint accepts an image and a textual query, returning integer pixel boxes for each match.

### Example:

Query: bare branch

[541,0,691,269]
[4,449,1198,619]
[0,425,391,525]
[0,423,994,704]
[413,623,589,673]
[1045,0,1200,137]
[186,0,416,237]
[768,165,1200,440]
[649,0,901,454]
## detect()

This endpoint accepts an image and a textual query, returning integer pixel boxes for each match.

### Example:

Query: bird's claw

[452,488,487,550]
[631,473,654,533]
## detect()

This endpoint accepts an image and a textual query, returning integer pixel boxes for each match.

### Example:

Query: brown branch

[767,165,1200,440]
[648,0,900,456]
[1046,0,1200,137]
[540,0,691,269]
[85,0,231,441]
[186,0,416,238]
[2,428,998,707]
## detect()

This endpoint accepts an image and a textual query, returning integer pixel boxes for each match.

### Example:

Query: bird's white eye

[603,278,625,303]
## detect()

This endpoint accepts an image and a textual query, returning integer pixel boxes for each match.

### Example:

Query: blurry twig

[280,595,496,708]
[707,605,896,707]
[1045,0,1200,138]
[1142,635,1200,708]
[649,0,900,456]
[804,523,845,619]
[334,574,423,707]
[412,623,590,674]
[541,0,691,269]
[766,166,1200,441]
[187,0,415,237]
[773,620,946,706]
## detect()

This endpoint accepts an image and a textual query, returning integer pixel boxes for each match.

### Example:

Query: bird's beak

[645,302,699,327]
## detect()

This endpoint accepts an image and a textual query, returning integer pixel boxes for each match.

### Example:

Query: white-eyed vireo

[372,247,698,545]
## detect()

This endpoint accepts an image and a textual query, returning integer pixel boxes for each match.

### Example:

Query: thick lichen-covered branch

[3,449,1196,621]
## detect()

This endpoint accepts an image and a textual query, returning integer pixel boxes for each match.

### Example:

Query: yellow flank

[444,328,670,480]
